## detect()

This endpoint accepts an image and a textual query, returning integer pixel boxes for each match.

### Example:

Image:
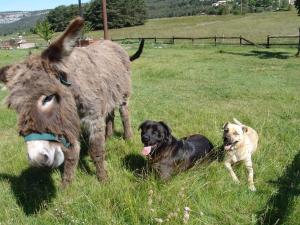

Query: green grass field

[91,10,300,43]
[1,10,300,46]
[0,42,299,224]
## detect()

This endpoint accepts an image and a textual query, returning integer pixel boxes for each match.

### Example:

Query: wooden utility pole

[102,0,109,40]
[240,0,243,15]
[296,28,300,57]
[78,0,83,17]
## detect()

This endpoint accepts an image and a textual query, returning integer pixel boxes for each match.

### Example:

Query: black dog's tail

[130,39,144,61]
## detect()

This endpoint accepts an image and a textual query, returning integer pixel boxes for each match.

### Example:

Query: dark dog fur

[139,120,214,180]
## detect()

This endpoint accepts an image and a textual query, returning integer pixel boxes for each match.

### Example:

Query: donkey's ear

[0,65,11,84]
[41,17,84,62]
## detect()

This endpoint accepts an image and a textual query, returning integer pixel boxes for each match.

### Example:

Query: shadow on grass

[220,50,291,59]
[209,145,225,162]
[256,151,300,225]
[122,153,150,179]
[0,167,56,215]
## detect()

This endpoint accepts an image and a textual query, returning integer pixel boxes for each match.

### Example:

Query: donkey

[0,17,144,186]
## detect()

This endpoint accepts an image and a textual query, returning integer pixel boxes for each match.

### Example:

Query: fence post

[172,36,175,44]
[267,35,270,48]
[214,35,217,46]
[192,38,194,44]
[155,37,157,44]
[240,35,242,46]
[296,28,300,57]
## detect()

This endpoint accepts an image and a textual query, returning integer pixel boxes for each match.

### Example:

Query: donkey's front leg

[62,141,80,187]
[89,119,108,181]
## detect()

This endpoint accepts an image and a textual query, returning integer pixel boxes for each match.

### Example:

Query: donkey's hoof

[123,132,133,140]
[97,171,108,182]
[60,180,71,189]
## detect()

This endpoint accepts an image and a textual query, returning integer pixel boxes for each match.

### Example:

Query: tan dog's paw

[233,178,240,184]
[249,185,256,192]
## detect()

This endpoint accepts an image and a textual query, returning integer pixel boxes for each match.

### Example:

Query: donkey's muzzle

[26,140,64,168]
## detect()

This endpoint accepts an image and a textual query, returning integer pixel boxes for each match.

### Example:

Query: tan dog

[223,118,259,191]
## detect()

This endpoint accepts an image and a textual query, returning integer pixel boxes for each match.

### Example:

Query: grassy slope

[87,10,300,43]
[0,43,299,224]
[1,10,300,45]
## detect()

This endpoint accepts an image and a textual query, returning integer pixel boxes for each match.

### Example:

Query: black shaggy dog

[139,120,214,180]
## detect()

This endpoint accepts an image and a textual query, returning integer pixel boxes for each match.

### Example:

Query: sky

[0,0,90,12]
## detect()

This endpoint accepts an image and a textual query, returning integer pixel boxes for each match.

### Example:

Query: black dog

[139,120,214,180]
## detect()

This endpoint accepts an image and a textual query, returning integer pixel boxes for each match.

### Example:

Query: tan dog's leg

[224,160,240,183]
[245,159,256,191]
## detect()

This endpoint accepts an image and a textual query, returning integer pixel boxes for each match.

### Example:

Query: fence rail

[0,34,299,49]
[112,34,300,48]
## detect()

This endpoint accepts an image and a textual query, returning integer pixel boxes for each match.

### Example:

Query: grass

[0,42,299,224]
[91,10,300,43]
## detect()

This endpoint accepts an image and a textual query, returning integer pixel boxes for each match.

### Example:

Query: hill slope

[145,0,205,18]
[88,10,300,44]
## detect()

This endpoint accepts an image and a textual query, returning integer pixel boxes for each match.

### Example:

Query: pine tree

[295,0,300,15]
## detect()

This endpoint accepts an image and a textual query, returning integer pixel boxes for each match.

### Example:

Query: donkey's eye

[42,95,55,105]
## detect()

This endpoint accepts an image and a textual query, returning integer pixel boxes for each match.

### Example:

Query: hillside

[146,0,206,18]
[0,10,48,35]
[87,10,300,44]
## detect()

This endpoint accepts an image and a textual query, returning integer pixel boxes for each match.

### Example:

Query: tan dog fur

[223,118,259,191]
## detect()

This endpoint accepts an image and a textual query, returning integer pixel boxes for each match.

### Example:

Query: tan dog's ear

[222,122,229,129]
[41,17,84,62]
[242,126,248,133]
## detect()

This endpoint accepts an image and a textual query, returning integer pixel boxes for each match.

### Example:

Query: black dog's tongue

[142,146,151,156]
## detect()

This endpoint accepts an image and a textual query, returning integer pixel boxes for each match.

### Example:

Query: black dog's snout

[142,135,150,143]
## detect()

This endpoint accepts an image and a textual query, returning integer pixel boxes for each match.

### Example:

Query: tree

[35,20,54,45]
[295,0,300,15]
[46,5,78,32]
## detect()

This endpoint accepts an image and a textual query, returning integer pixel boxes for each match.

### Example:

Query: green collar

[24,133,71,148]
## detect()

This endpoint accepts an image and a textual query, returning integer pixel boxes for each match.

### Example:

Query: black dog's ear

[138,120,150,131]
[158,121,172,135]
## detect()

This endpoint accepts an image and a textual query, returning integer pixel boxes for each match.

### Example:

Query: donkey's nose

[41,152,49,161]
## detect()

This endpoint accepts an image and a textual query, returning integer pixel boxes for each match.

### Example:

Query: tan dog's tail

[233,118,243,126]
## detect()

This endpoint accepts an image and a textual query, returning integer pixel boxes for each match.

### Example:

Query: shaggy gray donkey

[0,17,144,186]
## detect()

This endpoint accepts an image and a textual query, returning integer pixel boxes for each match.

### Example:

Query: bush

[218,5,230,15]
[206,6,218,15]
[255,7,264,12]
